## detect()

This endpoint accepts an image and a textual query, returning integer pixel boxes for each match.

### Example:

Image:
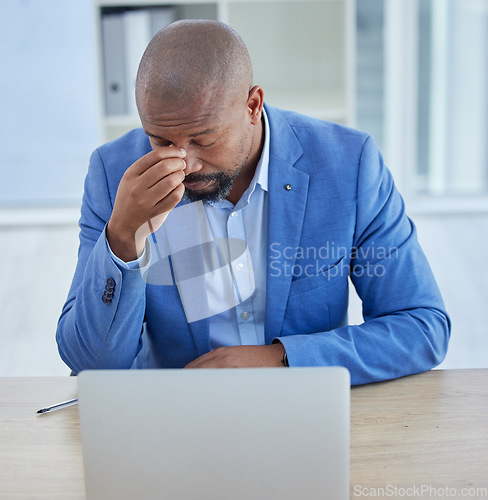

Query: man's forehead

[139,95,239,135]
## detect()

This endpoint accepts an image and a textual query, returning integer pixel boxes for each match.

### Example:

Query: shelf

[101,88,348,141]
[96,0,215,6]
[103,116,143,142]
[94,0,354,142]
[262,87,347,121]
[406,196,488,216]
[0,207,81,227]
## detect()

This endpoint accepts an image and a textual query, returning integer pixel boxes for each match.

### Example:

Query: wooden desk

[0,370,487,499]
[350,369,488,498]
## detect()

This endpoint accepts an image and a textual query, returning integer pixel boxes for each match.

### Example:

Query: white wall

[0,224,79,376]
[414,213,488,369]
[1,211,487,376]
[0,0,99,206]
[347,212,488,371]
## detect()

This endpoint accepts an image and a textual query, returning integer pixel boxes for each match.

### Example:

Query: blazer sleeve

[56,149,147,373]
[277,137,451,385]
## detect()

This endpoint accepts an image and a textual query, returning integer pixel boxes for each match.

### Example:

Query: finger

[184,350,218,369]
[141,157,187,189]
[152,181,185,215]
[130,146,186,176]
[149,169,186,206]
[184,359,213,369]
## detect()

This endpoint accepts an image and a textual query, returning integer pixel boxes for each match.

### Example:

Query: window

[357,0,488,202]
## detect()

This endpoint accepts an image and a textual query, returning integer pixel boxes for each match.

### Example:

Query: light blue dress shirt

[203,110,269,349]
[108,109,270,350]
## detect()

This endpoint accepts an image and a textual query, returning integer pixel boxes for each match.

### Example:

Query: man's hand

[184,344,286,369]
[107,146,191,262]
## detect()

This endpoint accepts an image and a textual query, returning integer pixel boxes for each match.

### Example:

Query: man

[56,20,450,384]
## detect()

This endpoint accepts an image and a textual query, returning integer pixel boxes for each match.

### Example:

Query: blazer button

[105,277,115,295]
[102,278,115,304]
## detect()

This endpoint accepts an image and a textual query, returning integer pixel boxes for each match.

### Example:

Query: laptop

[78,367,350,500]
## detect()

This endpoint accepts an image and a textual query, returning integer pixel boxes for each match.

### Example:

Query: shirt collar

[253,106,270,193]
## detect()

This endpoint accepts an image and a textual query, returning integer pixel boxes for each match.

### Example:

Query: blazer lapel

[264,108,310,343]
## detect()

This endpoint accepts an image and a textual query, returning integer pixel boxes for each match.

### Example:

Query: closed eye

[192,139,217,148]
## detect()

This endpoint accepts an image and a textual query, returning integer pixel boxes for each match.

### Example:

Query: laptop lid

[78,367,350,500]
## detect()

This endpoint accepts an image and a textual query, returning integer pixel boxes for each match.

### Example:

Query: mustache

[184,170,238,184]
[184,172,223,183]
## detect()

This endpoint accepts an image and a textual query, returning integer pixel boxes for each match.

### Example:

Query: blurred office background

[0,0,487,376]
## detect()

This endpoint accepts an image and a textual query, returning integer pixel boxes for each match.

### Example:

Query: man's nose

[182,151,203,176]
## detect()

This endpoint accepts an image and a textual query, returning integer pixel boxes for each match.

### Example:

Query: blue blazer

[56,105,450,384]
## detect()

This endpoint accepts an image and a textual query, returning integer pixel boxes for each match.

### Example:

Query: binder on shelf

[122,7,177,116]
[123,9,152,116]
[102,12,126,116]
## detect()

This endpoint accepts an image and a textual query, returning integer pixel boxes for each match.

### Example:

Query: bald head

[136,20,253,110]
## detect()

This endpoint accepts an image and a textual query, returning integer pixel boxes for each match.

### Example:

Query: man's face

[138,91,256,203]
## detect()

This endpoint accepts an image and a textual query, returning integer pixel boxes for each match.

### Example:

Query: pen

[37,398,79,414]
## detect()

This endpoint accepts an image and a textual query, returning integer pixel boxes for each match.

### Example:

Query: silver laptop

[78,367,350,500]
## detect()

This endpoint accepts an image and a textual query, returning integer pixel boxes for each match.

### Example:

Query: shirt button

[235,262,244,271]
[230,211,238,218]
[241,311,250,320]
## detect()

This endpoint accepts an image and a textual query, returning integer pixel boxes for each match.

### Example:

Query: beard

[183,168,241,203]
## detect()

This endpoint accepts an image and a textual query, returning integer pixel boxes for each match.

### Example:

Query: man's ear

[247,85,264,124]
